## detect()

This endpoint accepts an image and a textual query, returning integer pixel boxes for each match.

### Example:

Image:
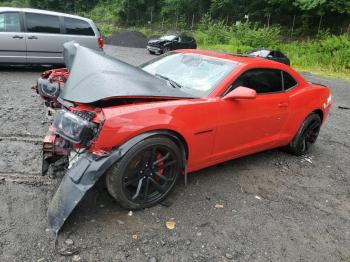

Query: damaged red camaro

[42,45,332,232]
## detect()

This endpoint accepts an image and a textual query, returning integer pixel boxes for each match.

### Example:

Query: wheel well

[313,109,323,122]
[154,130,189,160]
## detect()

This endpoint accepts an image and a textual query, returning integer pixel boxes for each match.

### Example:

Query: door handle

[28,36,38,40]
[12,35,23,39]
[278,102,289,108]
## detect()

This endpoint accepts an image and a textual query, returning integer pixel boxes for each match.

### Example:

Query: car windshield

[160,35,177,41]
[248,50,271,57]
[141,53,237,96]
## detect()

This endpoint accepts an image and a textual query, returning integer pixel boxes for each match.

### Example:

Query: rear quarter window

[181,36,193,42]
[283,71,297,90]
[64,17,95,36]
[232,68,283,94]
[26,13,60,33]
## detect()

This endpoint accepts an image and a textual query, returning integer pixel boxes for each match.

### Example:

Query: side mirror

[223,86,256,100]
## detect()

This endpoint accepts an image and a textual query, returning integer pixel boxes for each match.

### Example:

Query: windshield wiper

[155,73,182,88]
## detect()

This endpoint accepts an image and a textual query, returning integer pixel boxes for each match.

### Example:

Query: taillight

[98,37,104,49]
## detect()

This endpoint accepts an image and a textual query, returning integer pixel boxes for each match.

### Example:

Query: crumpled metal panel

[59,45,196,104]
[63,41,79,71]
[47,151,121,232]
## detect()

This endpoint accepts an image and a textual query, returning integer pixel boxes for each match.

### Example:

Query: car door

[0,11,26,63]
[182,36,196,49]
[212,68,290,161]
[24,12,64,64]
[171,36,181,50]
[177,36,189,49]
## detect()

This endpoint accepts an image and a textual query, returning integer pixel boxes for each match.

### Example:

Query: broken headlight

[37,78,61,98]
[53,110,98,145]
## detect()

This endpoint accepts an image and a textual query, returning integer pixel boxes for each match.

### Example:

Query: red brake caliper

[155,153,164,181]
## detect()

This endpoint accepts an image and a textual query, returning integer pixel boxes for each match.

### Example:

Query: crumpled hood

[63,41,79,71]
[59,46,195,104]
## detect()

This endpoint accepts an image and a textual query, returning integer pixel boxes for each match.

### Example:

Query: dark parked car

[147,34,197,54]
[247,49,290,65]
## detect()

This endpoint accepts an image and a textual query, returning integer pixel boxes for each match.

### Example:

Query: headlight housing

[37,78,61,98]
[53,110,98,145]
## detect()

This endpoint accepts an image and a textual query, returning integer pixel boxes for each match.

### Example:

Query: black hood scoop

[59,45,196,104]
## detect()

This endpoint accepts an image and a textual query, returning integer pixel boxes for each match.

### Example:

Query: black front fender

[48,131,186,232]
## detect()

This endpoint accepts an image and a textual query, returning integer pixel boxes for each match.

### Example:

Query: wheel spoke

[153,152,170,166]
[144,177,150,199]
[309,121,320,131]
[125,175,141,186]
[154,160,177,171]
[149,177,166,193]
[132,177,144,200]
[153,171,171,181]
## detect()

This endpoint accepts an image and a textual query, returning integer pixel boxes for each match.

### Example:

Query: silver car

[0,7,103,65]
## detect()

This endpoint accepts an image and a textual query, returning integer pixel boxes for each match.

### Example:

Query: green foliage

[196,25,350,78]
[196,18,281,48]
[1,0,349,77]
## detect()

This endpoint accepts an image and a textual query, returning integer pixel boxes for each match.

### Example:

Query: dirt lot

[0,45,349,262]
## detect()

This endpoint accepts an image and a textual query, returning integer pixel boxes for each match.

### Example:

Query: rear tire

[285,113,322,156]
[105,136,182,210]
[148,50,155,55]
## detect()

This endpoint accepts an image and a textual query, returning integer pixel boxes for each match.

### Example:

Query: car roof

[175,49,286,67]
[0,7,92,22]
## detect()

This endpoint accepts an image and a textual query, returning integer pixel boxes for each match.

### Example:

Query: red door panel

[213,92,289,161]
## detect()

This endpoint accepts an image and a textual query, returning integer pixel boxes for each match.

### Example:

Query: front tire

[285,113,322,156]
[162,46,171,54]
[105,136,182,210]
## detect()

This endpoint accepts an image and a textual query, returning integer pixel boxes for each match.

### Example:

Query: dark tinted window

[181,36,193,42]
[64,17,94,36]
[283,71,297,90]
[26,13,60,33]
[230,68,283,94]
[274,51,285,58]
[0,12,21,32]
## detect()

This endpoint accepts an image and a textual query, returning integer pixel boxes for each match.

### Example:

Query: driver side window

[225,68,283,95]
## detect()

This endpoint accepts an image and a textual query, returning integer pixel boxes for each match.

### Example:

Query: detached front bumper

[48,151,123,232]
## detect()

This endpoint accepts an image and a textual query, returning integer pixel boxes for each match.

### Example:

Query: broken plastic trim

[47,131,187,232]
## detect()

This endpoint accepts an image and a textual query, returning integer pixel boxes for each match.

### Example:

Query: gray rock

[148,257,157,262]
[65,238,74,246]
[225,253,234,259]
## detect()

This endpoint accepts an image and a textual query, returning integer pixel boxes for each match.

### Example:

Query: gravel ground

[0,45,349,262]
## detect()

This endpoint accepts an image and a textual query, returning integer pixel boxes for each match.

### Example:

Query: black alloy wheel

[106,137,182,209]
[286,113,322,155]
[162,46,170,53]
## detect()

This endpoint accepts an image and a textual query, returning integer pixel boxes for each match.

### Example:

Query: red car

[46,46,332,232]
